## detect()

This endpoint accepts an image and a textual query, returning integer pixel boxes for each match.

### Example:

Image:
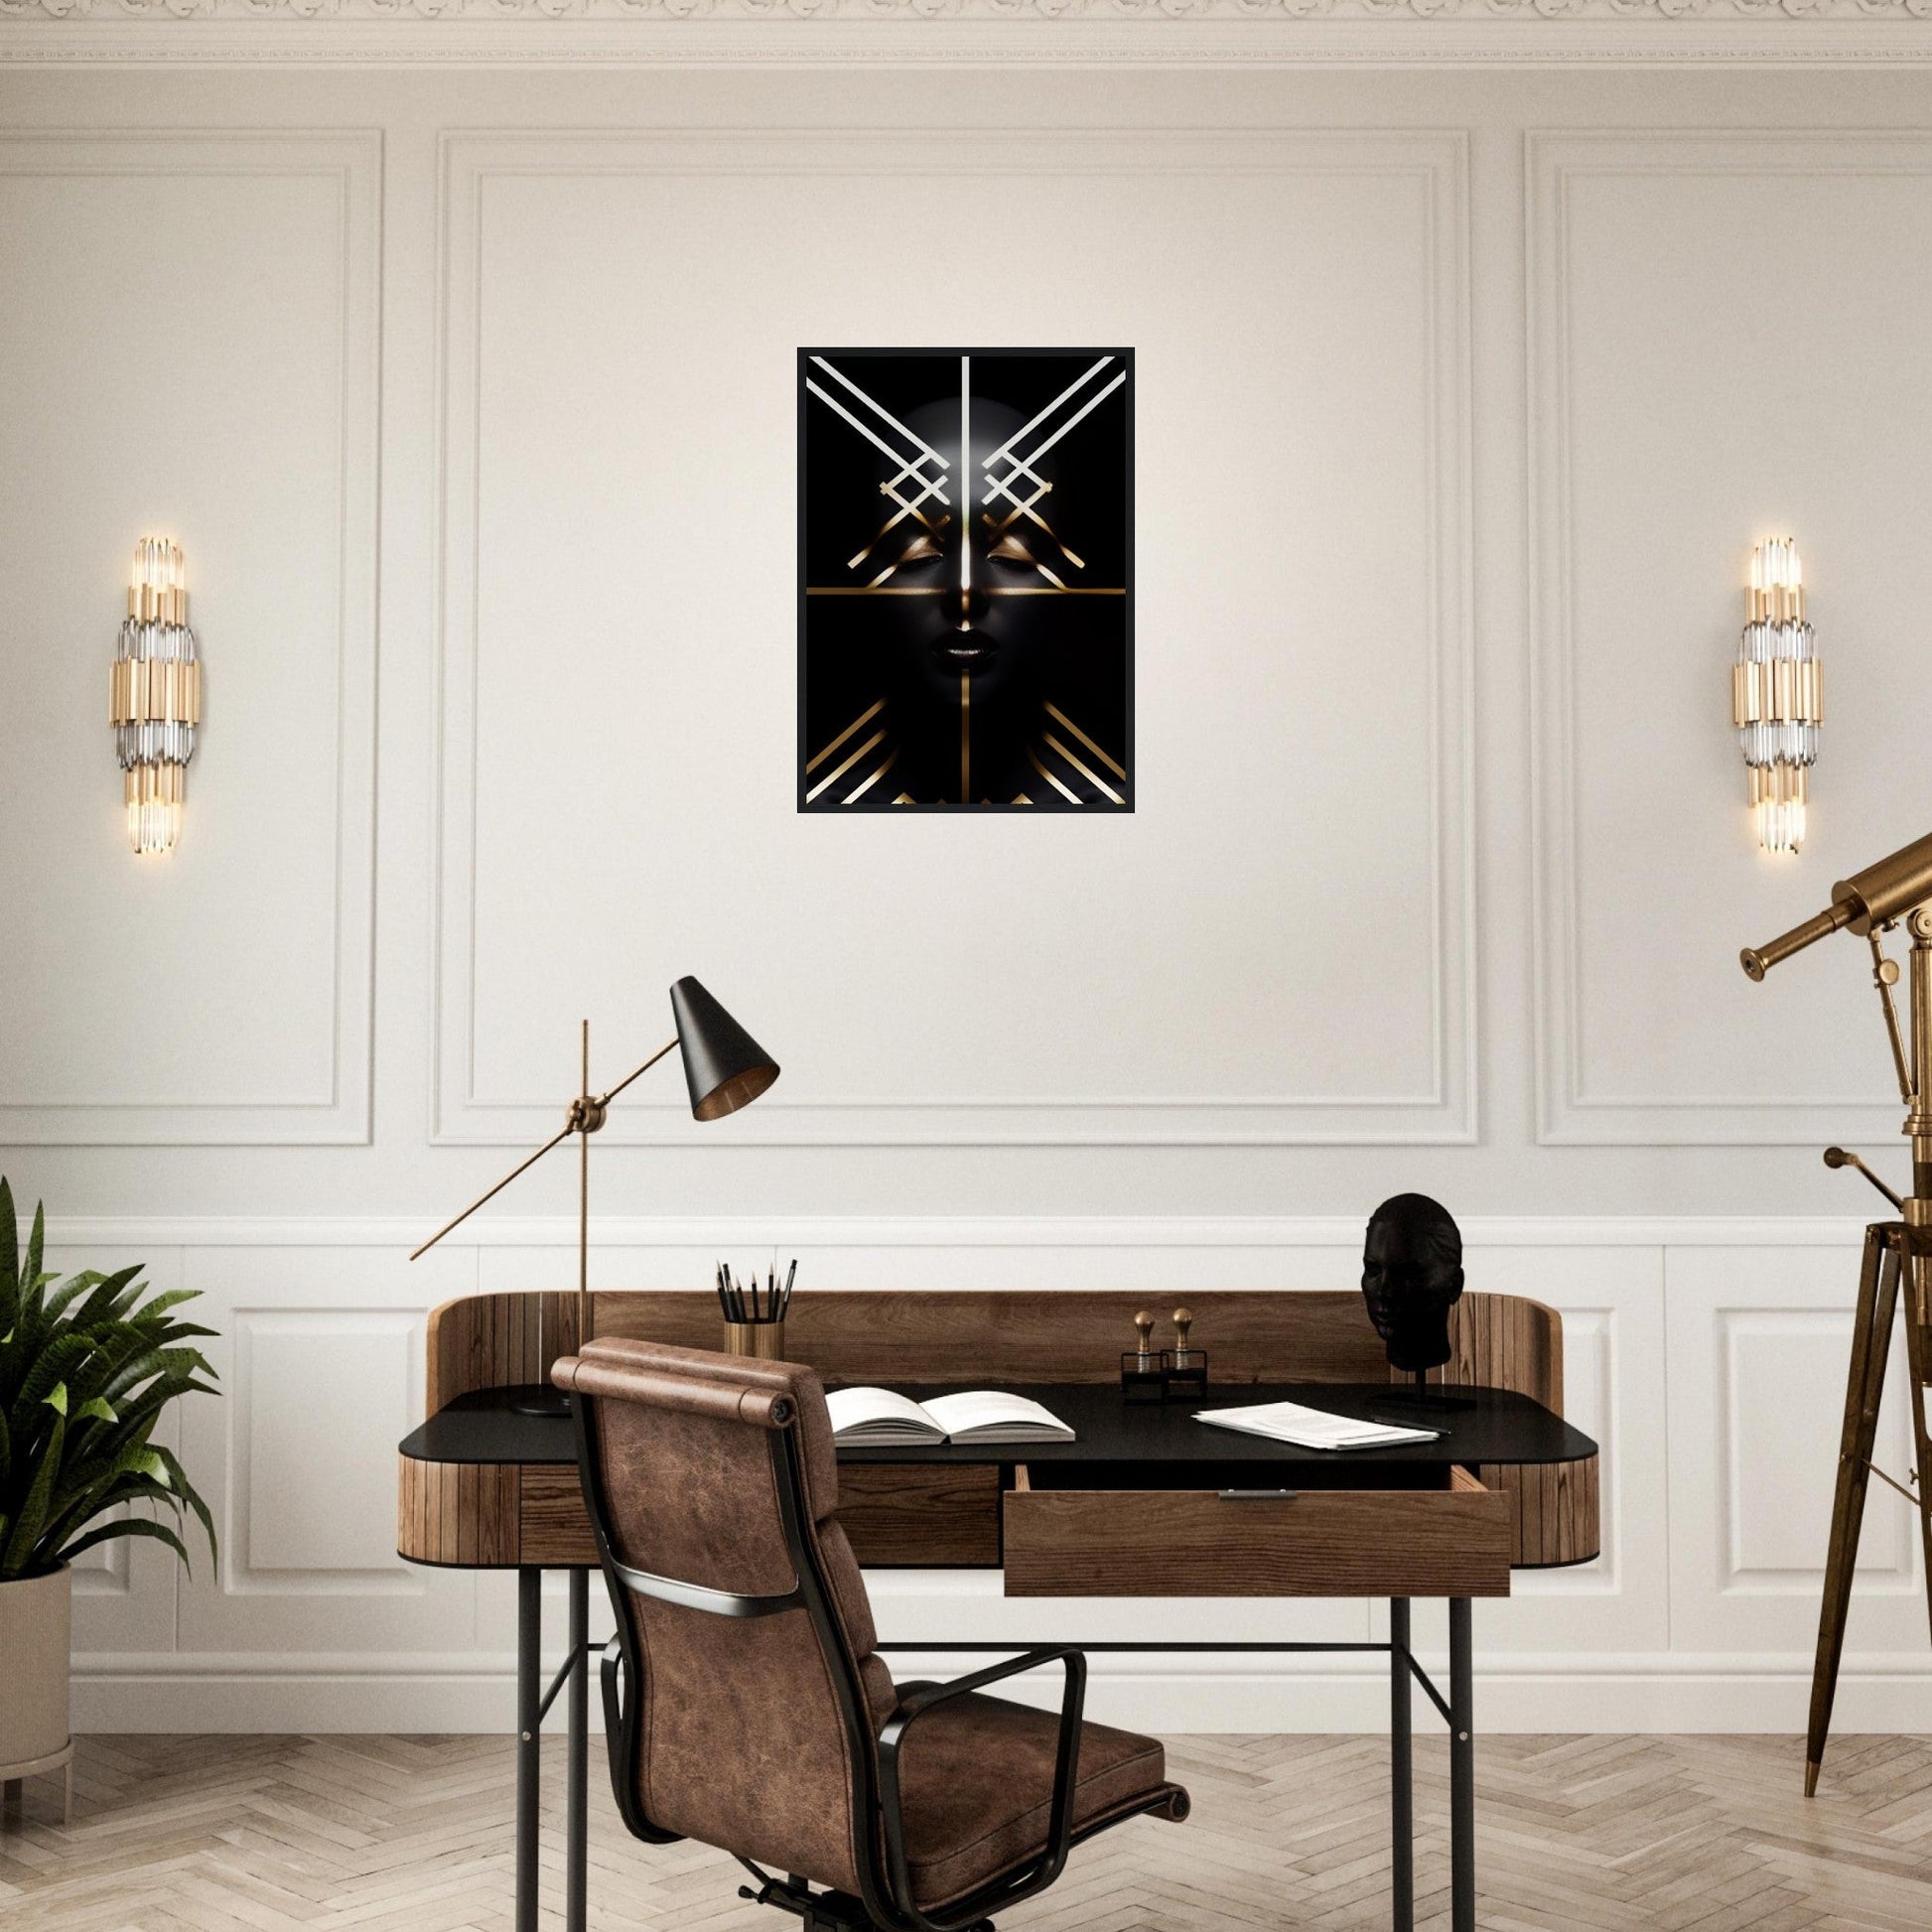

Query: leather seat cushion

[893,1692,1170,1908]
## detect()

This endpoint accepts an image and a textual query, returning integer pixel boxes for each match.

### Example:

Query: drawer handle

[1217,1488,1299,1502]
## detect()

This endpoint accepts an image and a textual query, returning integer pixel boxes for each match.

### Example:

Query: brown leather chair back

[553,1338,897,1895]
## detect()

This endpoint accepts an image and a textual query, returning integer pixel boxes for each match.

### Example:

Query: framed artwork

[797,348,1133,810]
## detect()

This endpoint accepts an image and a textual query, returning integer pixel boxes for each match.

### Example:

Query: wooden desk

[397,1291,1598,1932]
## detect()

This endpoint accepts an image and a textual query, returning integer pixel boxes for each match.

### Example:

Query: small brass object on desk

[1121,1309,1165,1402]
[1164,1305,1208,1401]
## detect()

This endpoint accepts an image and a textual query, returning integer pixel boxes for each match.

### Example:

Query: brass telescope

[1741,826,1932,979]
[1741,825,1932,1798]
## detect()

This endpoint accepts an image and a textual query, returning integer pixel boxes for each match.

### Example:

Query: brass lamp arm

[410,1121,577,1261]
[596,1036,678,1111]
[408,1034,678,1262]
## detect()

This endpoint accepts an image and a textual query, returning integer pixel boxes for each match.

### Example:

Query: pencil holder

[724,1320,785,1360]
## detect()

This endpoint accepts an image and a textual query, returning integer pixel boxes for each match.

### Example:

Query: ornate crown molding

[6,0,1932,69]
[3,0,1932,18]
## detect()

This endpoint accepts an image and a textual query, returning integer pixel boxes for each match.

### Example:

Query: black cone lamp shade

[671,976,780,1121]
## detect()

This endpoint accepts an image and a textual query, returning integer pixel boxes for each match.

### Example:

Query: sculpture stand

[1376,1371,1477,1415]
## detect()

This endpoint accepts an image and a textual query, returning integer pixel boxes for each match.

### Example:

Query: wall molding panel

[432,128,1476,1149]
[1529,130,1932,1148]
[0,130,381,1146]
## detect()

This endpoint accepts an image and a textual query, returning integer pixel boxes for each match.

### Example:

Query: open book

[1195,1400,1441,1451]
[825,1387,1075,1447]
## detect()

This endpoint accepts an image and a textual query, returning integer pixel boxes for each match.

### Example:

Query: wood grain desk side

[399,1290,1597,1572]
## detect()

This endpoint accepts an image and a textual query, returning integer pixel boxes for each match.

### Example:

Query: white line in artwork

[810,356,948,468]
[981,355,1114,471]
[1004,369,1127,475]
[807,379,944,483]
[960,355,971,601]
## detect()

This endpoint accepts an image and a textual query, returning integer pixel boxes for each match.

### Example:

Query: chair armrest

[875,1648,1087,1931]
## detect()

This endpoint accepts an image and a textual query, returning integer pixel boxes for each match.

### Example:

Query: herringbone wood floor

[3,1733,1930,1931]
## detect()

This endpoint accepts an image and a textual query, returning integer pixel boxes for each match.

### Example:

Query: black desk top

[400,1382,1594,1470]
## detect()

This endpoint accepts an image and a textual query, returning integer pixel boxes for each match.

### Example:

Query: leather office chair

[553,1338,1189,1932]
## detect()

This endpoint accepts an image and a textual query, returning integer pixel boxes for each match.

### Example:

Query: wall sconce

[111,538,201,857]
[1734,536,1821,856]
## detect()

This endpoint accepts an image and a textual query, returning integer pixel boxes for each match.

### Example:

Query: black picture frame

[797,347,1135,812]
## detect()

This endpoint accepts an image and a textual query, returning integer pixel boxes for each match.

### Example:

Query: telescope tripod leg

[1805,1226,1901,1796]
[1901,1246,1932,1654]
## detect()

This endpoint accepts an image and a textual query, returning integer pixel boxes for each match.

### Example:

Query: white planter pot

[0,1564,72,1776]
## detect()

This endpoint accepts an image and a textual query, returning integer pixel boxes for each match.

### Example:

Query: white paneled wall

[0,133,378,1146]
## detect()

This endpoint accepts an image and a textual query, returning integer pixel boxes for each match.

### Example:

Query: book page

[825,1387,941,1436]
[922,1392,1072,1438]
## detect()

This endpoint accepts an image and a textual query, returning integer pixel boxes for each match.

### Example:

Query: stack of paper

[1194,1401,1440,1450]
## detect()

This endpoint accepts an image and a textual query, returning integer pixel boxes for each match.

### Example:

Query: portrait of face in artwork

[1360,1192,1466,1375]
[798,349,1132,809]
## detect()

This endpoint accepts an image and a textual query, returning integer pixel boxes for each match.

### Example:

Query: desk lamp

[410,975,779,1415]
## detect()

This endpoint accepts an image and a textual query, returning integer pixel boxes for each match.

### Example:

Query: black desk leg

[1390,1598,1413,1932]
[567,1570,589,1932]
[516,1568,541,1932]
[1449,1597,1474,1932]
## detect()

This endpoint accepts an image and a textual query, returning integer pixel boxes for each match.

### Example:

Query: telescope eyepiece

[1741,948,1769,983]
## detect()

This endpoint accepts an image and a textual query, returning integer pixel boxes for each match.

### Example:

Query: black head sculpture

[1360,1193,1465,1374]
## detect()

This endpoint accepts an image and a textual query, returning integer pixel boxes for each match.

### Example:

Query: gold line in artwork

[1043,733,1125,806]
[1013,792,1034,805]
[805,727,888,802]
[843,747,900,805]
[892,792,915,805]
[986,499,1084,576]
[986,588,1125,597]
[847,481,943,569]
[960,674,970,804]
[1044,703,1128,780]
[867,565,897,589]
[985,487,1062,555]
[987,483,1052,533]
[807,588,946,597]
[1028,747,1082,806]
[806,699,887,774]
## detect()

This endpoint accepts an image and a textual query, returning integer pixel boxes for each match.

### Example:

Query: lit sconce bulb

[1733,536,1821,856]
[111,537,201,856]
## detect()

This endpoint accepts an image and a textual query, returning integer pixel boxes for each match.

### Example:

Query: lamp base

[506,1382,570,1419]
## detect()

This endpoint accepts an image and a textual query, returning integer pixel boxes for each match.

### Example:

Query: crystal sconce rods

[1735,536,1821,856]
[111,538,201,856]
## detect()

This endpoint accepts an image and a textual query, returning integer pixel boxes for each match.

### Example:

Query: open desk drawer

[1003,1461,1512,1598]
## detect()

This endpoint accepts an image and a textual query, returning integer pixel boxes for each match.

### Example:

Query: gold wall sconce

[111,538,201,856]
[1734,536,1821,856]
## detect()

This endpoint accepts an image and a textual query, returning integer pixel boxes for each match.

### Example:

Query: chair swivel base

[738,1868,992,1932]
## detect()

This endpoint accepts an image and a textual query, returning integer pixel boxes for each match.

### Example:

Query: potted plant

[0,1177,218,1792]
